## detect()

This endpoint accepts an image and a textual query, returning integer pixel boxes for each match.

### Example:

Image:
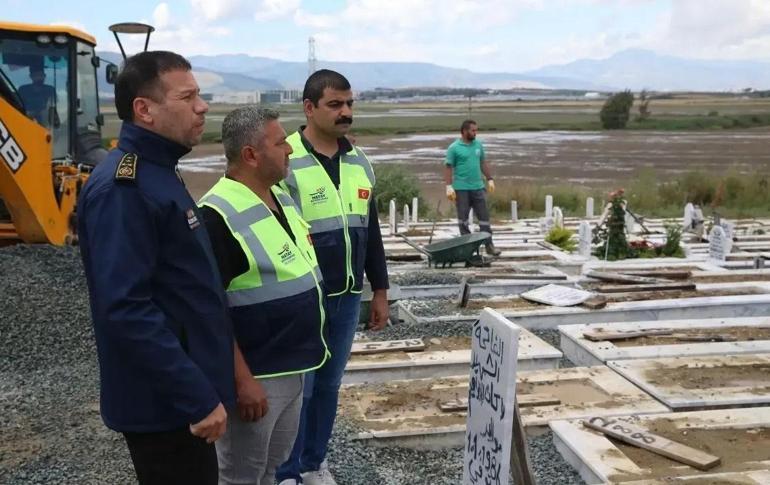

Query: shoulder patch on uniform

[115,153,138,182]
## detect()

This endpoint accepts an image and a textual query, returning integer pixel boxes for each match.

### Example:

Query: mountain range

[97,49,770,94]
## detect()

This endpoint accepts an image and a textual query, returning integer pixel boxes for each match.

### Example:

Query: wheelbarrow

[400,232,492,268]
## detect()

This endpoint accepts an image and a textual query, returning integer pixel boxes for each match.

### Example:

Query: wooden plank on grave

[595,282,697,293]
[582,416,721,471]
[585,270,667,285]
[438,394,560,412]
[350,338,426,355]
[582,329,672,342]
[510,400,537,485]
[625,270,692,280]
[658,333,738,343]
[581,295,608,310]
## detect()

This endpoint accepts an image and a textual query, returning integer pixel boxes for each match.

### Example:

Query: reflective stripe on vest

[200,187,321,307]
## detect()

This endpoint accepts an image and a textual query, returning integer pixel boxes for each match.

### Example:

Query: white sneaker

[278,480,299,485]
[301,460,337,485]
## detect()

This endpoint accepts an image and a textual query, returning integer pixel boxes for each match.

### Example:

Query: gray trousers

[456,189,493,240]
[216,374,303,485]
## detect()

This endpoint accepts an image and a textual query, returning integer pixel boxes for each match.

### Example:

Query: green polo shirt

[445,138,485,190]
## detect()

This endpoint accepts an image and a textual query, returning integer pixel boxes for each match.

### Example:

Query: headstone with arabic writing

[463,309,521,485]
[709,225,728,261]
[578,221,592,258]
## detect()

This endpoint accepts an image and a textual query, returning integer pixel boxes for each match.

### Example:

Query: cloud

[189,0,245,22]
[153,3,171,30]
[254,0,302,21]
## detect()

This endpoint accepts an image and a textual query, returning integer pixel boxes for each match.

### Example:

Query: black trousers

[124,428,218,485]
[455,189,493,239]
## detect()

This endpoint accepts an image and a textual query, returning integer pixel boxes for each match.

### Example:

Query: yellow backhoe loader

[0,21,152,245]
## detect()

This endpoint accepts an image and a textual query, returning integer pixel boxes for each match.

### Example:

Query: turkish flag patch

[358,188,370,199]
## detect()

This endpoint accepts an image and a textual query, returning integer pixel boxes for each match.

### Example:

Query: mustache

[336,116,353,125]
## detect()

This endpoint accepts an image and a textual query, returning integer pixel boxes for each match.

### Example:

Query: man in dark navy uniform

[78,51,235,485]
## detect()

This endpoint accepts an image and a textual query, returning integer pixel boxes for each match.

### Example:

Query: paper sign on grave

[682,203,694,230]
[520,284,594,306]
[578,221,592,257]
[553,207,564,229]
[539,217,555,234]
[463,309,521,485]
[709,225,727,261]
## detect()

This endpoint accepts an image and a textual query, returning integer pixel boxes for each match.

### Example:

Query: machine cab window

[0,35,70,159]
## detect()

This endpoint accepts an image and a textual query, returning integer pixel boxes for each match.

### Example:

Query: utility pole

[467,93,474,117]
[308,36,317,77]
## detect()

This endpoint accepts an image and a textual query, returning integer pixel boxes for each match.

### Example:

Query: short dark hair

[302,69,351,106]
[222,106,280,166]
[461,119,477,132]
[114,51,191,121]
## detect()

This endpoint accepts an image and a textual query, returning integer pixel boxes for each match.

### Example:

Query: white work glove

[487,179,496,194]
[446,185,456,202]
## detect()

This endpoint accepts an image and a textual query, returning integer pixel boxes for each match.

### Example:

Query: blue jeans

[276,292,362,482]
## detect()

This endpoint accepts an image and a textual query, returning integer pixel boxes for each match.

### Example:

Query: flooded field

[180,129,770,202]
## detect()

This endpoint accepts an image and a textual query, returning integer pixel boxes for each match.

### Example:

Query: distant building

[211,91,261,104]
[261,89,302,104]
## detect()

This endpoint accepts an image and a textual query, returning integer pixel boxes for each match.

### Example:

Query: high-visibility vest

[282,131,375,296]
[199,177,328,378]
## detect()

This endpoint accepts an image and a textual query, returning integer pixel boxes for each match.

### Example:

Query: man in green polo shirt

[444,119,501,255]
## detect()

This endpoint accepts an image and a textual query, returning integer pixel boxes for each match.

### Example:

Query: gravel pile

[0,245,135,484]
[1,245,583,484]
[327,418,585,485]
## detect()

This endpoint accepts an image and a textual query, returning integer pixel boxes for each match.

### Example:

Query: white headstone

[624,211,635,234]
[511,201,518,223]
[463,309,521,485]
[578,221,592,258]
[389,199,397,235]
[553,207,564,229]
[545,195,553,218]
[683,203,695,230]
[412,197,419,223]
[403,204,410,231]
[709,225,728,261]
[586,197,594,218]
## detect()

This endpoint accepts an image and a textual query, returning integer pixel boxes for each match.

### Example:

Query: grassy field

[100,95,770,143]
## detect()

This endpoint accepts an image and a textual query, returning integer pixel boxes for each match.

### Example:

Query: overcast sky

[6,0,770,72]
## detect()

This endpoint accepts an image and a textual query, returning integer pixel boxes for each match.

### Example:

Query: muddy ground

[178,129,770,204]
[606,418,770,481]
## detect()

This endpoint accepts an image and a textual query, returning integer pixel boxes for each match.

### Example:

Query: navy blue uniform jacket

[78,122,236,433]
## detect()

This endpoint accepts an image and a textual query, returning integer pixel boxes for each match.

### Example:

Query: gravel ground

[389,271,463,286]
[1,245,584,484]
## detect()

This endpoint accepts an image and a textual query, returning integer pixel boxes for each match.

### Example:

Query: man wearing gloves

[444,119,501,255]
